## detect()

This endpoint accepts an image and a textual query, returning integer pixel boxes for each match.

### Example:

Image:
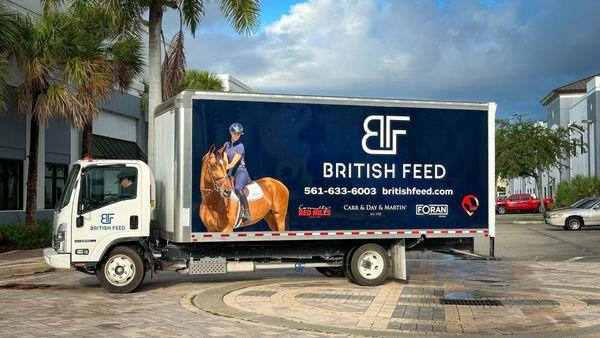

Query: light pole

[581,119,595,177]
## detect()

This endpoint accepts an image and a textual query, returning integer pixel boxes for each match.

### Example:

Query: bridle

[201,153,231,199]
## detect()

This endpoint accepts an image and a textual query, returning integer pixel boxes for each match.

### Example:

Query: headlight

[547,214,561,219]
[54,223,66,253]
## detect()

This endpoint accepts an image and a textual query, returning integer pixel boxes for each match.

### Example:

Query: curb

[512,221,545,224]
[0,261,54,279]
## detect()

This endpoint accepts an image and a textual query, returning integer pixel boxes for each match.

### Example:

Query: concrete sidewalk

[0,249,53,279]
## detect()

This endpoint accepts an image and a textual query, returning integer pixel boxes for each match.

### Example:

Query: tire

[565,217,583,231]
[316,266,344,277]
[537,205,544,213]
[344,246,359,284]
[97,246,145,293]
[497,206,506,214]
[349,243,390,286]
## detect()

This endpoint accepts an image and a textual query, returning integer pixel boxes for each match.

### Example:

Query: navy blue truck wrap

[153,92,495,242]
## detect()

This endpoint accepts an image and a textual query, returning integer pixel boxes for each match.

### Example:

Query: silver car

[545,198,600,230]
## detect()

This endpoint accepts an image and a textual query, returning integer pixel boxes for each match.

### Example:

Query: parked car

[545,198,600,230]
[496,193,554,214]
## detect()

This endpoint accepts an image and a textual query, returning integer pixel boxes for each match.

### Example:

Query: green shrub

[0,223,52,249]
[555,175,600,207]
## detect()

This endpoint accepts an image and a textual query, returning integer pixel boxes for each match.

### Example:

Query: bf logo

[101,213,115,224]
[361,115,410,155]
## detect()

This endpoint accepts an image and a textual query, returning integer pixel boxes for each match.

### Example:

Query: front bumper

[43,247,71,269]
[545,217,565,227]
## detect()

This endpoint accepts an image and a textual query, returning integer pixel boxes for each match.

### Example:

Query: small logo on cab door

[101,213,115,224]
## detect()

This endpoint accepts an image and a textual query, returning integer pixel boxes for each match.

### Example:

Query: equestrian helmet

[229,122,244,135]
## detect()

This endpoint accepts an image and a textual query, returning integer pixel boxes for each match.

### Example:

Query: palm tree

[0,0,20,110]
[14,7,143,226]
[44,0,261,168]
[180,69,224,91]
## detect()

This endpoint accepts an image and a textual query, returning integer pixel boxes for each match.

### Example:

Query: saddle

[230,180,264,202]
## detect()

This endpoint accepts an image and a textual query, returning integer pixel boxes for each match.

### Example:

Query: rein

[201,153,231,200]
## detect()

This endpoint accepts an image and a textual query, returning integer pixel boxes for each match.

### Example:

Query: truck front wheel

[97,246,145,293]
[496,206,506,214]
[349,243,390,286]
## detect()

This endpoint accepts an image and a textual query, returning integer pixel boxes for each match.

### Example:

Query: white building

[508,74,600,198]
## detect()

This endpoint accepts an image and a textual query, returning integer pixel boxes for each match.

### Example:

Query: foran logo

[361,115,410,155]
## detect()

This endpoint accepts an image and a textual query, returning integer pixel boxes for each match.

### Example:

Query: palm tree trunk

[147,3,163,169]
[25,114,39,227]
[81,122,93,157]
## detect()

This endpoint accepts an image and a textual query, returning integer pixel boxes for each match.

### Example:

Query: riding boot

[236,189,251,222]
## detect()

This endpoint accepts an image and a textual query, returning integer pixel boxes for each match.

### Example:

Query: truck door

[519,194,530,210]
[71,165,142,263]
[506,194,518,211]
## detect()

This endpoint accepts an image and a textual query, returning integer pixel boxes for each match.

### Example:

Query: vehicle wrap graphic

[191,99,489,232]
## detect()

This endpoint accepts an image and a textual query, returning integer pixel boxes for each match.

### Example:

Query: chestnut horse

[198,145,289,233]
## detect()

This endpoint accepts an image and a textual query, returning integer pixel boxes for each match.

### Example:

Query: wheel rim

[357,250,384,280]
[498,207,505,214]
[104,254,136,286]
[569,219,581,229]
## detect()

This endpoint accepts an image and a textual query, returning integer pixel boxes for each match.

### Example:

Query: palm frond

[180,0,206,36]
[181,69,224,91]
[161,30,186,100]
[219,0,260,35]
[110,35,145,92]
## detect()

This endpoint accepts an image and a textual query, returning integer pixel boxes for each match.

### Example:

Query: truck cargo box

[154,92,495,243]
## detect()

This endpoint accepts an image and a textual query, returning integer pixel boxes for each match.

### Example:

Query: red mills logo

[461,195,479,216]
[361,115,410,155]
[298,205,332,218]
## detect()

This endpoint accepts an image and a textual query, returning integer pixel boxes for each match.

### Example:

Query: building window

[0,159,23,210]
[45,163,68,209]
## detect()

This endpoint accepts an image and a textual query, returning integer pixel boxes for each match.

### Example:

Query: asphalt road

[493,213,600,262]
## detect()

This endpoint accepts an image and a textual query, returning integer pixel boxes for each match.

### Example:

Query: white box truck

[44,91,496,293]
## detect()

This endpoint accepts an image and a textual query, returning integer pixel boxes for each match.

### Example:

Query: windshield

[577,199,600,209]
[57,164,80,211]
[571,198,591,208]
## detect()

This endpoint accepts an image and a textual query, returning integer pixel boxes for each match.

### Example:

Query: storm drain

[582,299,600,306]
[440,298,503,306]
[240,290,277,297]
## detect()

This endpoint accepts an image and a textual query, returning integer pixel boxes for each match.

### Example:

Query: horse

[198,144,289,233]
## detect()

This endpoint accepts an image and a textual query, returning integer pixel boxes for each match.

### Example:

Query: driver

[116,172,136,198]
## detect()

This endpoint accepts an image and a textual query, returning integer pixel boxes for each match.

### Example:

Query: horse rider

[223,122,251,222]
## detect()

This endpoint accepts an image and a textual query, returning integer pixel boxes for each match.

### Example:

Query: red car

[496,193,554,214]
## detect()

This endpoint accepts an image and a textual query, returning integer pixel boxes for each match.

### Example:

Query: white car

[545,198,600,230]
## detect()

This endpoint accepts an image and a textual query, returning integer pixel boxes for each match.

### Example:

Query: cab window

[508,195,518,201]
[79,166,137,213]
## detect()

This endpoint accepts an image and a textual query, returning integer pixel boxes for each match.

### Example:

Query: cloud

[181,0,600,119]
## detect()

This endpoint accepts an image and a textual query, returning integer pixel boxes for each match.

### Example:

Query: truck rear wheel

[349,243,390,286]
[97,246,145,293]
[316,266,344,277]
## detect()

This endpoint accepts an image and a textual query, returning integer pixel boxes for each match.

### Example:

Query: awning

[90,134,147,162]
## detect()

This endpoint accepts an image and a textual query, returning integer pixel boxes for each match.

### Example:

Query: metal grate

[189,257,227,274]
[583,299,600,306]
[439,298,503,306]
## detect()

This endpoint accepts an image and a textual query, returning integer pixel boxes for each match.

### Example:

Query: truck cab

[44,159,154,291]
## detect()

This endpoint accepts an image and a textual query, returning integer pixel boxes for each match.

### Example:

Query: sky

[163,0,600,120]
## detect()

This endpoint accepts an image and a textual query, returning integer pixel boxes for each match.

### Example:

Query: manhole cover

[440,298,503,306]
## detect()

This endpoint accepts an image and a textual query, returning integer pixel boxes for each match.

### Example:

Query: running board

[185,258,341,275]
